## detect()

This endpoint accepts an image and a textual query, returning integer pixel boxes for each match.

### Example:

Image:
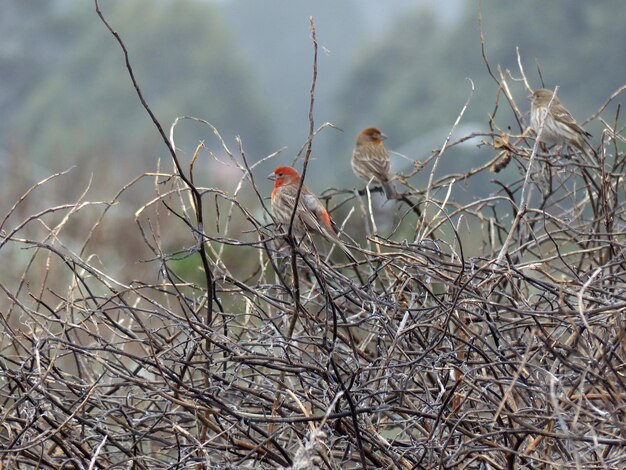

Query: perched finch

[530,88,593,156]
[269,166,355,259]
[352,127,398,199]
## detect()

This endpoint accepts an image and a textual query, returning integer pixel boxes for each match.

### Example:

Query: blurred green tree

[334,0,625,166]
[6,0,274,177]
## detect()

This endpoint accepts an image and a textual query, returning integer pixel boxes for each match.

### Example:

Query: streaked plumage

[269,166,352,254]
[352,127,397,199]
[530,88,593,155]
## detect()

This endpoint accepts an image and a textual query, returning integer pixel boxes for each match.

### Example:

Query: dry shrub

[0,5,625,469]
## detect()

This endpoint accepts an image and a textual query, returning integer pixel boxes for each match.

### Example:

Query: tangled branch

[0,3,624,469]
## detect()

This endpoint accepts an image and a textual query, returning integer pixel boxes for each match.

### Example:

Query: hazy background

[1,0,624,277]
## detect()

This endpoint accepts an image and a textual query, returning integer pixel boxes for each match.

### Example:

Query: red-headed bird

[268,166,354,258]
[530,88,593,156]
[352,127,398,199]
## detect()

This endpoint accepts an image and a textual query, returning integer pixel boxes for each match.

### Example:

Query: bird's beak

[378,133,388,141]
[267,172,277,181]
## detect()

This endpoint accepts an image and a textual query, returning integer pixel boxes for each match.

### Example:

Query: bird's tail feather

[382,181,398,200]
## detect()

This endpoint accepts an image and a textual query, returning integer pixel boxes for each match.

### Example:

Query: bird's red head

[268,166,301,188]
[358,127,388,145]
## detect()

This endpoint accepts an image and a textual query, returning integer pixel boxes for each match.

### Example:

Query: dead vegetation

[0,3,625,469]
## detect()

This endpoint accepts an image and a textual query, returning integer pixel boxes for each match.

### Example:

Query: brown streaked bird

[352,127,398,199]
[529,88,593,156]
[268,166,355,259]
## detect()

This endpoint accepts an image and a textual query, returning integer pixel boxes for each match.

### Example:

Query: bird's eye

[277,172,283,177]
